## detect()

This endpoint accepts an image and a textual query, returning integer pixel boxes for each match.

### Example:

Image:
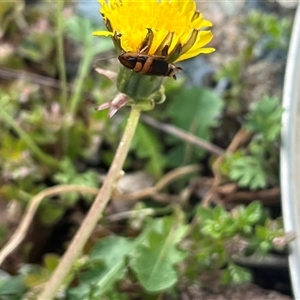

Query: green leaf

[244,96,283,142]
[0,276,27,300]
[132,123,166,178]
[67,236,134,300]
[243,201,263,224]
[168,88,223,138]
[255,225,268,240]
[221,263,252,285]
[130,216,188,292]
[244,11,291,51]
[43,254,60,272]
[196,206,215,220]
[65,16,113,55]
[53,158,99,205]
[102,290,129,300]
[216,59,243,83]
[229,155,268,190]
[166,87,223,161]
[38,201,65,225]
[18,32,54,62]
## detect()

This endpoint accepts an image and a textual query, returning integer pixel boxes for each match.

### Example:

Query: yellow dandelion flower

[94,0,215,80]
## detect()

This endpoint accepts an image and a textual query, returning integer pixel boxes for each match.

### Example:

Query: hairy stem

[38,106,141,300]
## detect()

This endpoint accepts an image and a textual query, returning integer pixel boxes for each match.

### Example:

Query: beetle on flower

[94,0,215,80]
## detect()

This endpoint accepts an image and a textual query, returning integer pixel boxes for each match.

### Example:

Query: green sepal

[117,66,164,101]
[151,85,166,104]
[132,100,155,111]
[131,86,165,111]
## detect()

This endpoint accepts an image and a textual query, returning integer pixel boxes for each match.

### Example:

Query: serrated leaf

[244,96,283,142]
[229,155,267,190]
[130,217,188,292]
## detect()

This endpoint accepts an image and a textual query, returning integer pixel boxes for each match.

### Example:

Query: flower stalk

[38,105,141,300]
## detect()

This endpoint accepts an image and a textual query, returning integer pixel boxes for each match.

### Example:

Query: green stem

[56,0,69,153]
[0,108,60,170]
[38,106,141,300]
[56,0,68,112]
[69,47,93,115]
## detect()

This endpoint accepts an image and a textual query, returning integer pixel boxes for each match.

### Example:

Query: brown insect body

[118,52,182,80]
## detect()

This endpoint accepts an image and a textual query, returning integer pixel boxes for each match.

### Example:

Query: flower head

[94,0,215,112]
[94,0,215,64]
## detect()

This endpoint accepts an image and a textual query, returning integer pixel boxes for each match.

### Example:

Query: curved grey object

[280,1,300,298]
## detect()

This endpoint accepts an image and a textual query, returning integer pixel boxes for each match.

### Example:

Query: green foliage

[247,219,284,256]
[53,158,99,204]
[190,202,282,285]
[198,202,263,240]
[35,158,100,224]
[65,16,113,54]
[216,11,291,110]
[0,276,28,300]
[18,31,55,64]
[67,237,133,300]
[166,87,223,165]
[132,123,166,178]
[167,87,223,141]
[38,201,66,225]
[221,263,252,285]
[220,96,282,190]
[228,155,268,190]
[67,216,188,298]
[0,255,61,300]
[0,203,285,299]
[244,10,292,52]
[63,203,284,297]
[0,1,112,253]
[244,96,283,142]
[130,216,188,292]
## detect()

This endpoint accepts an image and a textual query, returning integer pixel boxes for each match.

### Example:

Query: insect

[118,52,182,80]
[116,28,182,80]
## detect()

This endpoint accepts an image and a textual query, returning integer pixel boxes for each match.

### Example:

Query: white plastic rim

[280,1,300,298]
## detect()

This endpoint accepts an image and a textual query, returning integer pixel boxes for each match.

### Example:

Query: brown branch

[141,114,225,156]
